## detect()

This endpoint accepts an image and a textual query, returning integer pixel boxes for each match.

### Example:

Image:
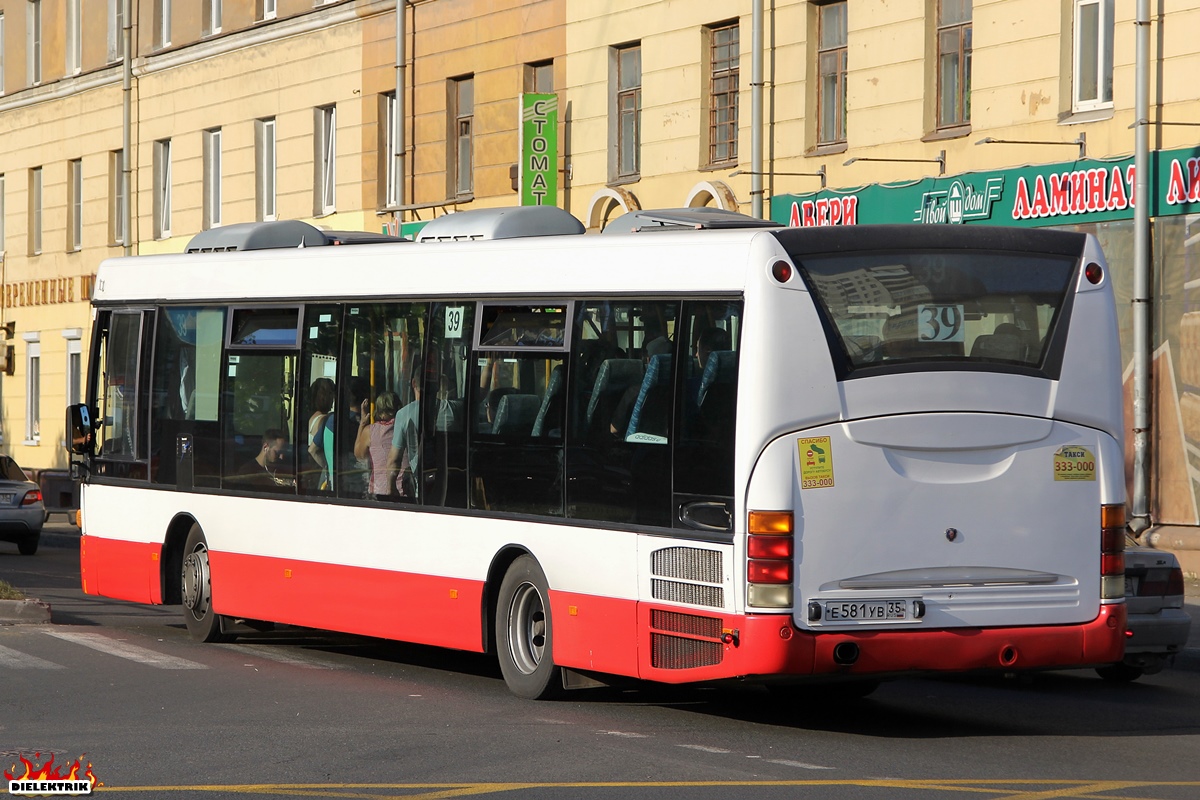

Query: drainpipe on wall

[122,0,133,257]
[394,0,408,214]
[1129,0,1152,534]
[750,0,764,218]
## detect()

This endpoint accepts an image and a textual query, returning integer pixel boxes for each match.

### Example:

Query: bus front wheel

[496,555,562,700]
[181,525,234,643]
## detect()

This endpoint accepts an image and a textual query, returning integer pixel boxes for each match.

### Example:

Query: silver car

[1097,535,1192,682]
[0,456,45,556]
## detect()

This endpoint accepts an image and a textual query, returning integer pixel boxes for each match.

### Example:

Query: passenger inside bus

[386,373,421,500]
[354,391,401,500]
[235,428,295,490]
[306,377,336,490]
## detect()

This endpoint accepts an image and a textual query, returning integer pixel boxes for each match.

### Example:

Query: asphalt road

[1,525,1199,800]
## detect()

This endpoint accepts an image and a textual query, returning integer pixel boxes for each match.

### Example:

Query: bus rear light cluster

[1100,503,1126,600]
[748,511,794,609]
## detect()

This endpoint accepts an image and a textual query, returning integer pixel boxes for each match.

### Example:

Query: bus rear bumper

[638,602,1127,684]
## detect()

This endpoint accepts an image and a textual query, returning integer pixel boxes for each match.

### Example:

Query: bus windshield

[795,250,1078,375]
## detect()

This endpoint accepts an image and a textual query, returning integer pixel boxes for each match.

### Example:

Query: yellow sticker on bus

[799,436,835,489]
[1053,445,1096,481]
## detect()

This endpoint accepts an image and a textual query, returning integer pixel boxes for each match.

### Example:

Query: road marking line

[596,730,649,738]
[678,744,732,754]
[219,643,342,670]
[0,643,64,670]
[42,630,207,670]
[766,759,836,770]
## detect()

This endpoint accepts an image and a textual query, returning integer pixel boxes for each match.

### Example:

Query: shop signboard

[772,146,1200,228]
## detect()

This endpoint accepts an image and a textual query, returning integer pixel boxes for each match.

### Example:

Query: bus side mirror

[66,403,95,456]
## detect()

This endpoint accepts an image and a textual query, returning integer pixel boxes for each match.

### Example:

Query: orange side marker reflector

[283,569,292,579]
[568,605,578,616]
[151,552,159,561]
[449,589,458,599]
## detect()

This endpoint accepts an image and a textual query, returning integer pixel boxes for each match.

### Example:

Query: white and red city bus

[68,207,1127,699]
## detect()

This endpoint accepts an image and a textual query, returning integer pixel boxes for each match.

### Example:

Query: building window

[24,334,39,444]
[936,0,971,129]
[524,60,553,94]
[1074,0,1114,111]
[315,105,336,215]
[153,139,171,239]
[705,22,739,166]
[450,77,473,197]
[256,118,276,221]
[27,0,41,86]
[203,0,221,36]
[816,2,847,145]
[66,0,81,74]
[107,0,123,63]
[258,0,277,21]
[1,14,6,96]
[380,93,399,208]
[615,43,641,179]
[0,174,5,250]
[68,159,82,252]
[155,0,171,49]
[109,150,126,245]
[64,329,82,407]
[203,128,222,230]
[28,167,41,256]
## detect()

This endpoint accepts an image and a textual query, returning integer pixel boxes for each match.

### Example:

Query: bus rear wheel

[496,555,562,700]
[181,525,234,643]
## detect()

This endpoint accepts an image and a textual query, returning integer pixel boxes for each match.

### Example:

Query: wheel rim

[181,544,211,620]
[507,582,547,675]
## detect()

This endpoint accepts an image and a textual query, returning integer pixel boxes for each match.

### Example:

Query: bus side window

[674,301,740,512]
[565,300,678,527]
[93,309,152,480]
[150,307,225,488]
[420,303,473,509]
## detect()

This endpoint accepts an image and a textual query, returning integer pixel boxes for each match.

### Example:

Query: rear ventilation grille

[651,579,724,608]
[651,633,723,669]
[651,609,724,639]
[652,547,723,583]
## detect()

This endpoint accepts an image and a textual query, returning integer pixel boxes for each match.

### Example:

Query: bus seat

[971,322,1027,362]
[584,358,644,427]
[626,353,672,440]
[531,365,565,437]
[491,393,541,435]
[698,350,736,408]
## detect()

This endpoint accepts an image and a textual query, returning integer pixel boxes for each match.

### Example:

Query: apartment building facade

[1,0,1199,539]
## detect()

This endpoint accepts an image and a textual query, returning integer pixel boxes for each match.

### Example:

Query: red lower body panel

[82,534,1125,685]
[80,535,162,604]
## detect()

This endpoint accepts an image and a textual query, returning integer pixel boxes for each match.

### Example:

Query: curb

[0,598,51,625]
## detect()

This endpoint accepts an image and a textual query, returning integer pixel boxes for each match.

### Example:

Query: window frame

[1072,0,1114,112]
[109,149,126,246]
[26,0,41,87]
[315,106,336,216]
[0,13,6,97]
[203,128,222,230]
[203,0,222,37]
[28,166,42,256]
[23,333,39,444]
[935,0,972,131]
[380,93,399,209]
[450,77,474,198]
[66,0,81,75]
[68,158,83,252]
[107,0,123,63]
[153,139,172,240]
[64,328,83,407]
[816,1,848,146]
[614,43,641,180]
[256,118,277,221]
[155,0,171,49]
[706,21,739,166]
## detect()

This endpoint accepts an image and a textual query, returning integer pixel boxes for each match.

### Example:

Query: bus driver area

[69,206,1129,698]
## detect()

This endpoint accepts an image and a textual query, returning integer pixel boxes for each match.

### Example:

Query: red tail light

[21,490,42,506]
[1101,553,1125,577]
[748,559,792,584]
[748,535,793,559]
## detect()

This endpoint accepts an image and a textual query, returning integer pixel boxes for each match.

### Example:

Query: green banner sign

[520,93,558,206]
[771,145,1200,228]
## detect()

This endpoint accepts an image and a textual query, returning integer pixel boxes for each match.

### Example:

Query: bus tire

[181,524,234,643]
[496,555,562,700]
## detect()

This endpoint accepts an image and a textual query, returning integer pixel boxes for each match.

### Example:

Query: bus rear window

[796,250,1078,375]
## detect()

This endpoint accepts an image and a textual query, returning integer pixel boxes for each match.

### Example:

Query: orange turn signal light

[749,511,793,535]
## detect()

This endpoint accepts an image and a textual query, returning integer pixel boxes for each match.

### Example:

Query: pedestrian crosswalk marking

[41,630,207,670]
[0,643,64,670]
